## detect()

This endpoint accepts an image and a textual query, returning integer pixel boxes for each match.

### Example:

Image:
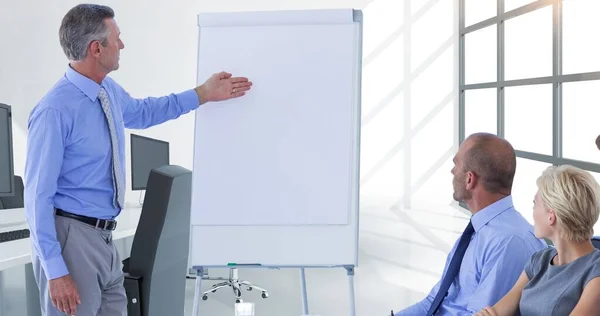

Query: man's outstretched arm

[117,71,252,129]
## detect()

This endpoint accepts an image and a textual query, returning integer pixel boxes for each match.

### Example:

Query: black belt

[55,209,117,231]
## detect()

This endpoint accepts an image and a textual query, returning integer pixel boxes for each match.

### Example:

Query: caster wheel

[236,299,242,303]
[262,292,268,299]
[247,287,253,291]
[202,295,208,301]
[212,290,216,293]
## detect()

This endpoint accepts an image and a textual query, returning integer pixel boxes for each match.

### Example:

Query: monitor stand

[138,190,145,206]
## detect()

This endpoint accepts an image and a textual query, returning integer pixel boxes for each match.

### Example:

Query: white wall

[0,0,459,314]
[0,0,385,205]
[0,0,456,209]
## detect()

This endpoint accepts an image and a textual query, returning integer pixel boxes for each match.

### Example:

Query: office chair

[592,236,600,250]
[122,165,192,316]
[0,175,24,209]
[201,267,269,303]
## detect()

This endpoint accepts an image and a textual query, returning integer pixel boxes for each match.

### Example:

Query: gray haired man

[25,4,252,315]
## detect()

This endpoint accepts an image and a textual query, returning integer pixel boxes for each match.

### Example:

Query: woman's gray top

[519,247,600,315]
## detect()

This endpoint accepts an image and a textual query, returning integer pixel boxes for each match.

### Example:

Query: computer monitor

[130,134,169,191]
[0,104,14,197]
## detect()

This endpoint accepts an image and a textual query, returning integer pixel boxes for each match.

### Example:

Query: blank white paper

[192,22,358,226]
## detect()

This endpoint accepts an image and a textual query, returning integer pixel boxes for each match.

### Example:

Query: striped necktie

[98,87,125,209]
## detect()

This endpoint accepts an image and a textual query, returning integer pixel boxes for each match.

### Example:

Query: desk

[0,203,143,315]
[0,203,142,272]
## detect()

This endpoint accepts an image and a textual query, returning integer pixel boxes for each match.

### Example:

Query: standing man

[25,4,252,316]
[393,133,547,315]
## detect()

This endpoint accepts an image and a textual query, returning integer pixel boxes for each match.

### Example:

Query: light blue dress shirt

[25,65,199,280]
[396,196,547,315]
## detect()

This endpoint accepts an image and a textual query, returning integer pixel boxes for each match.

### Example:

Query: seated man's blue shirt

[25,65,199,280]
[396,196,547,315]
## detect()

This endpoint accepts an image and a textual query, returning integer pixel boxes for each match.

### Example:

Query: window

[465,25,497,85]
[505,6,552,80]
[511,158,552,224]
[465,89,497,137]
[460,0,600,217]
[505,0,536,13]
[562,80,600,163]
[465,0,496,27]
[504,84,553,155]
[588,171,600,235]
[563,0,600,74]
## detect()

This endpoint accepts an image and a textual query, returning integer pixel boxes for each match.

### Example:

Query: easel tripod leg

[346,266,356,316]
[300,268,309,314]
[192,267,204,316]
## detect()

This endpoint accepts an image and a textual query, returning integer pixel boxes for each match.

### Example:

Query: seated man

[476,165,600,316]
[394,133,547,315]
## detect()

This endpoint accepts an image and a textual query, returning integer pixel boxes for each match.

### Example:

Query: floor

[0,202,469,316]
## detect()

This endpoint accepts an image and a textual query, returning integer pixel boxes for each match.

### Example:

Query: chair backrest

[128,165,192,316]
[592,237,600,250]
[0,175,24,209]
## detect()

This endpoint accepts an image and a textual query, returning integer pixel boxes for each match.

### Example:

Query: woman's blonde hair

[536,165,600,242]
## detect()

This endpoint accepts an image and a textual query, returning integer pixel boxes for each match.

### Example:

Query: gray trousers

[32,215,127,316]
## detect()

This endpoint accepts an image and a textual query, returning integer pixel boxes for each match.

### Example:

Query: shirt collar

[470,195,514,232]
[65,64,102,102]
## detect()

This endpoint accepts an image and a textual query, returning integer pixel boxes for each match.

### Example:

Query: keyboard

[0,229,30,243]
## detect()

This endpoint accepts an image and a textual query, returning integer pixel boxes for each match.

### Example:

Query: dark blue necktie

[426,221,475,316]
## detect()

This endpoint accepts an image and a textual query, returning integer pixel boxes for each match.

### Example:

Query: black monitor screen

[131,134,169,190]
[0,104,14,197]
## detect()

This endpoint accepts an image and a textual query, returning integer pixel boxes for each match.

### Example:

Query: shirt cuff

[41,255,69,280]
[178,89,201,111]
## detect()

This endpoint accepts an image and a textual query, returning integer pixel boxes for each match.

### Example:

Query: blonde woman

[476,165,600,316]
